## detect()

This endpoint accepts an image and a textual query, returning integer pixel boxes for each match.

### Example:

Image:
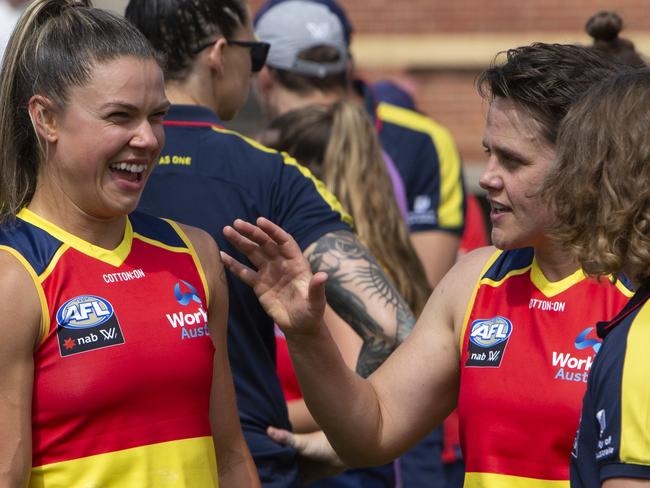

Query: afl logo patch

[56,295,125,357]
[57,295,114,329]
[466,316,513,368]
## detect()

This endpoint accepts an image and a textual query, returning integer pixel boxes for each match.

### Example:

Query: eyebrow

[99,100,171,112]
[482,141,528,164]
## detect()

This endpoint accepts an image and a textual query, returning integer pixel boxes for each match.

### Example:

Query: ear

[256,66,274,98]
[205,37,228,77]
[27,95,58,143]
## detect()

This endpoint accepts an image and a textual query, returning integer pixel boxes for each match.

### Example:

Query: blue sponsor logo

[174,280,202,306]
[56,295,114,330]
[469,316,513,348]
[574,327,601,354]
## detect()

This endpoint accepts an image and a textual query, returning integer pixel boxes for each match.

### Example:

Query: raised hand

[221,218,328,334]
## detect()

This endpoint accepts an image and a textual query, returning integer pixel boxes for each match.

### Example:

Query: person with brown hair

[0,0,258,486]
[261,101,430,320]
[544,68,650,487]
[261,101,432,486]
[586,10,645,68]
[220,43,635,488]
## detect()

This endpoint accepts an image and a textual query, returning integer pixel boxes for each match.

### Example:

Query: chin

[491,230,526,251]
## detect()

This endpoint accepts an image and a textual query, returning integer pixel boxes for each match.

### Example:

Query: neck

[533,239,580,282]
[165,68,217,112]
[29,186,126,250]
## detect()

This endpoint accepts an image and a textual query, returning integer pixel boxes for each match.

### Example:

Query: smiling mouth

[109,162,147,182]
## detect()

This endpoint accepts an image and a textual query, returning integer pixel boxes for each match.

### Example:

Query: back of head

[254,0,353,46]
[0,0,157,223]
[477,42,630,146]
[586,11,645,68]
[125,0,248,81]
[545,69,650,284]
[261,101,431,315]
[255,0,348,95]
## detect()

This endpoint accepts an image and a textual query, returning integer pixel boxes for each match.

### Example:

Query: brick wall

[250,0,650,34]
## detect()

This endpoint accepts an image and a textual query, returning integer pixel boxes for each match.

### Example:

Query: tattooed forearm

[306,230,416,377]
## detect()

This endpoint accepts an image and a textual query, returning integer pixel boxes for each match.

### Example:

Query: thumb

[267,426,295,448]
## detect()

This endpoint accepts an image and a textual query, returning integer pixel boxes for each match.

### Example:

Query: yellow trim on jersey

[38,243,70,284]
[29,436,219,487]
[614,278,636,298]
[281,152,353,227]
[132,232,191,255]
[210,126,353,227]
[530,257,585,298]
[165,220,211,309]
[376,102,464,228]
[459,249,503,351]
[0,245,50,344]
[18,208,133,268]
[478,263,532,289]
[620,303,650,464]
[464,471,568,487]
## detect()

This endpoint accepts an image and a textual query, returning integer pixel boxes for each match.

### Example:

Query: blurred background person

[585,10,646,67]
[254,0,466,292]
[261,100,431,487]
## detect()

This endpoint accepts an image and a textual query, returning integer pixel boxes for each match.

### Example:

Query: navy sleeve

[268,151,352,250]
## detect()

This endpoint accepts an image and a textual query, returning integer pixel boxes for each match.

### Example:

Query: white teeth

[110,162,147,173]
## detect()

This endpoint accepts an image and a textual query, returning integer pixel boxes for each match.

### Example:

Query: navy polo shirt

[138,104,352,487]
[571,283,650,486]
[359,80,466,235]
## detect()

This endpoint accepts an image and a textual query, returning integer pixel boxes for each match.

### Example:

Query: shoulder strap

[597,281,650,339]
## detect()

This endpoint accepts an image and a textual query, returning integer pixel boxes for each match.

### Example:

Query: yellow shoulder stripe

[210,126,353,226]
[620,303,650,464]
[377,102,464,228]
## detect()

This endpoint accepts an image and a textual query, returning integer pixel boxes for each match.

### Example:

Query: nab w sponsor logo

[166,281,210,341]
[552,326,599,384]
[465,316,513,368]
[56,295,125,357]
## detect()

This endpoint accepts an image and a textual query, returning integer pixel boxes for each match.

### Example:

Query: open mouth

[490,201,512,215]
[109,162,147,182]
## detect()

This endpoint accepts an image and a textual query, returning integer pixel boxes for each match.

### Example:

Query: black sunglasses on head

[192,39,270,73]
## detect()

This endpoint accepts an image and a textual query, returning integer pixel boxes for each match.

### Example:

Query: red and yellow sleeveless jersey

[458,248,633,487]
[0,208,218,487]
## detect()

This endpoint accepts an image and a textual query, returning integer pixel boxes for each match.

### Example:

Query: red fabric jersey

[458,248,632,487]
[1,209,218,487]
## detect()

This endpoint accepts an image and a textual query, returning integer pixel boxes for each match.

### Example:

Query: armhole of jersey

[457,250,503,352]
[164,220,211,309]
[0,245,50,346]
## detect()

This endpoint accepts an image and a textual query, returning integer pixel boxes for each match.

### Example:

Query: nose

[131,120,162,152]
[478,156,503,193]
